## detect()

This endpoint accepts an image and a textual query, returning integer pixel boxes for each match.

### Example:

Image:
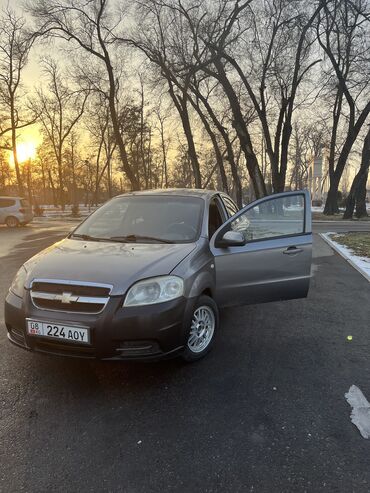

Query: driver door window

[230,194,305,242]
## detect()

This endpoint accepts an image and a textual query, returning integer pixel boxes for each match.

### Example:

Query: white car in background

[0,196,33,227]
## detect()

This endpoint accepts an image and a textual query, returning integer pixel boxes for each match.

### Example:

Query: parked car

[5,189,312,362]
[0,196,33,227]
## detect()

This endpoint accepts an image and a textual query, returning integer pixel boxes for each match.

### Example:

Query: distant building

[308,147,329,205]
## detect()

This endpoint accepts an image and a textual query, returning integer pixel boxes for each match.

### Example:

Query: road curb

[313,220,370,224]
[320,233,370,283]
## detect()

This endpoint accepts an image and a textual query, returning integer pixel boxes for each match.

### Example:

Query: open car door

[210,190,312,307]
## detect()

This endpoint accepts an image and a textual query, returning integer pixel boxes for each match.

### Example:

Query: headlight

[124,276,184,307]
[10,265,27,297]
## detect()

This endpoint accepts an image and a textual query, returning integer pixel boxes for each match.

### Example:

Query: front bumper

[5,290,195,360]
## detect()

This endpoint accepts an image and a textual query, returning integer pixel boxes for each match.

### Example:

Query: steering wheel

[167,222,197,238]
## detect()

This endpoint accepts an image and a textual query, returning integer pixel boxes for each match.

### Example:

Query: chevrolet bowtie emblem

[56,292,79,304]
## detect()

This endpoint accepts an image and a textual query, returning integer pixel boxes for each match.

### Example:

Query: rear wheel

[182,295,219,362]
[5,216,19,228]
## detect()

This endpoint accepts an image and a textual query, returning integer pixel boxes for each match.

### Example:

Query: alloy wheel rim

[187,305,215,353]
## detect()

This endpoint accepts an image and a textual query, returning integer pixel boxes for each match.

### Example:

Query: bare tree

[343,125,370,218]
[121,0,203,187]
[0,148,13,193]
[154,101,171,188]
[170,0,267,197]
[0,7,37,194]
[188,77,243,206]
[85,93,112,204]
[203,0,325,194]
[317,0,370,214]
[34,59,89,208]
[28,0,141,190]
[289,121,327,190]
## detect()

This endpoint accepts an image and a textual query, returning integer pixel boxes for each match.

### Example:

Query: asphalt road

[1,219,370,492]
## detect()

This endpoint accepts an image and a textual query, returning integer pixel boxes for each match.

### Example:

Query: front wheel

[182,295,219,362]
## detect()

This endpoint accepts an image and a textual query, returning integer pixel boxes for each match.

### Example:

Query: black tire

[5,216,19,228]
[182,295,219,362]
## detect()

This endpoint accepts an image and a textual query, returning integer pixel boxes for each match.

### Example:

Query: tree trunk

[181,105,202,188]
[159,120,168,188]
[324,177,341,215]
[275,120,292,192]
[355,171,368,218]
[10,95,24,196]
[93,136,105,206]
[344,127,370,218]
[107,152,112,198]
[324,101,370,215]
[41,160,47,203]
[168,83,202,188]
[26,161,33,206]
[213,58,266,198]
[188,96,229,193]
[48,169,57,207]
[56,149,65,210]
[104,58,140,191]
[71,139,77,207]
[191,87,243,207]
[139,82,148,189]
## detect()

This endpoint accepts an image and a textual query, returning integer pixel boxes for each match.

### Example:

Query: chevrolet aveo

[5,189,312,362]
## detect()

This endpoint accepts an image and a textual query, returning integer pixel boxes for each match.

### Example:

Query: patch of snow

[321,233,370,282]
[345,385,370,439]
[33,203,100,218]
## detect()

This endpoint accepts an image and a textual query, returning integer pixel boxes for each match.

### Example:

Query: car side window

[0,198,15,208]
[222,196,239,217]
[230,194,305,242]
[208,198,225,238]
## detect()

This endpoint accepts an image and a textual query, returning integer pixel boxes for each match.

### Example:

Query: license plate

[26,320,90,344]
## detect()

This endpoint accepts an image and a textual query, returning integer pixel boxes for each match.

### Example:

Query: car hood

[24,238,196,295]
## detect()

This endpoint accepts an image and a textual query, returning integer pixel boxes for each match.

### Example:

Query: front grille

[31,282,111,297]
[30,279,112,314]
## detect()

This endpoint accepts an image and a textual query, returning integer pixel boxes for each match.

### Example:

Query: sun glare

[8,142,37,166]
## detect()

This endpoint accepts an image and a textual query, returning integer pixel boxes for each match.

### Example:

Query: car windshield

[71,195,204,244]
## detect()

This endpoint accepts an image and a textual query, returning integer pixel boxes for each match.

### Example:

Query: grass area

[313,212,370,221]
[331,232,370,258]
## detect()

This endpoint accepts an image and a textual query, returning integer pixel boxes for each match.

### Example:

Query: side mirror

[215,230,246,248]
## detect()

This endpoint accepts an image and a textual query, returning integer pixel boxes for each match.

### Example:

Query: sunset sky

[3,1,44,164]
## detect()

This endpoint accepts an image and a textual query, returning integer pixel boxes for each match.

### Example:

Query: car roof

[115,188,222,200]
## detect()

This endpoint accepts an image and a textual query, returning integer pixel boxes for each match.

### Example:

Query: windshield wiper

[70,233,107,242]
[108,234,174,244]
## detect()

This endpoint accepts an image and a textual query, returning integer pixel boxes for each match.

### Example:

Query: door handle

[283,246,303,255]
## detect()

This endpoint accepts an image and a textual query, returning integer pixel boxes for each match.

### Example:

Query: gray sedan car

[5,189,312,361]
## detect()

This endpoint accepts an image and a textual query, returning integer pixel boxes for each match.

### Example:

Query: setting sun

[8,141,37,166]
